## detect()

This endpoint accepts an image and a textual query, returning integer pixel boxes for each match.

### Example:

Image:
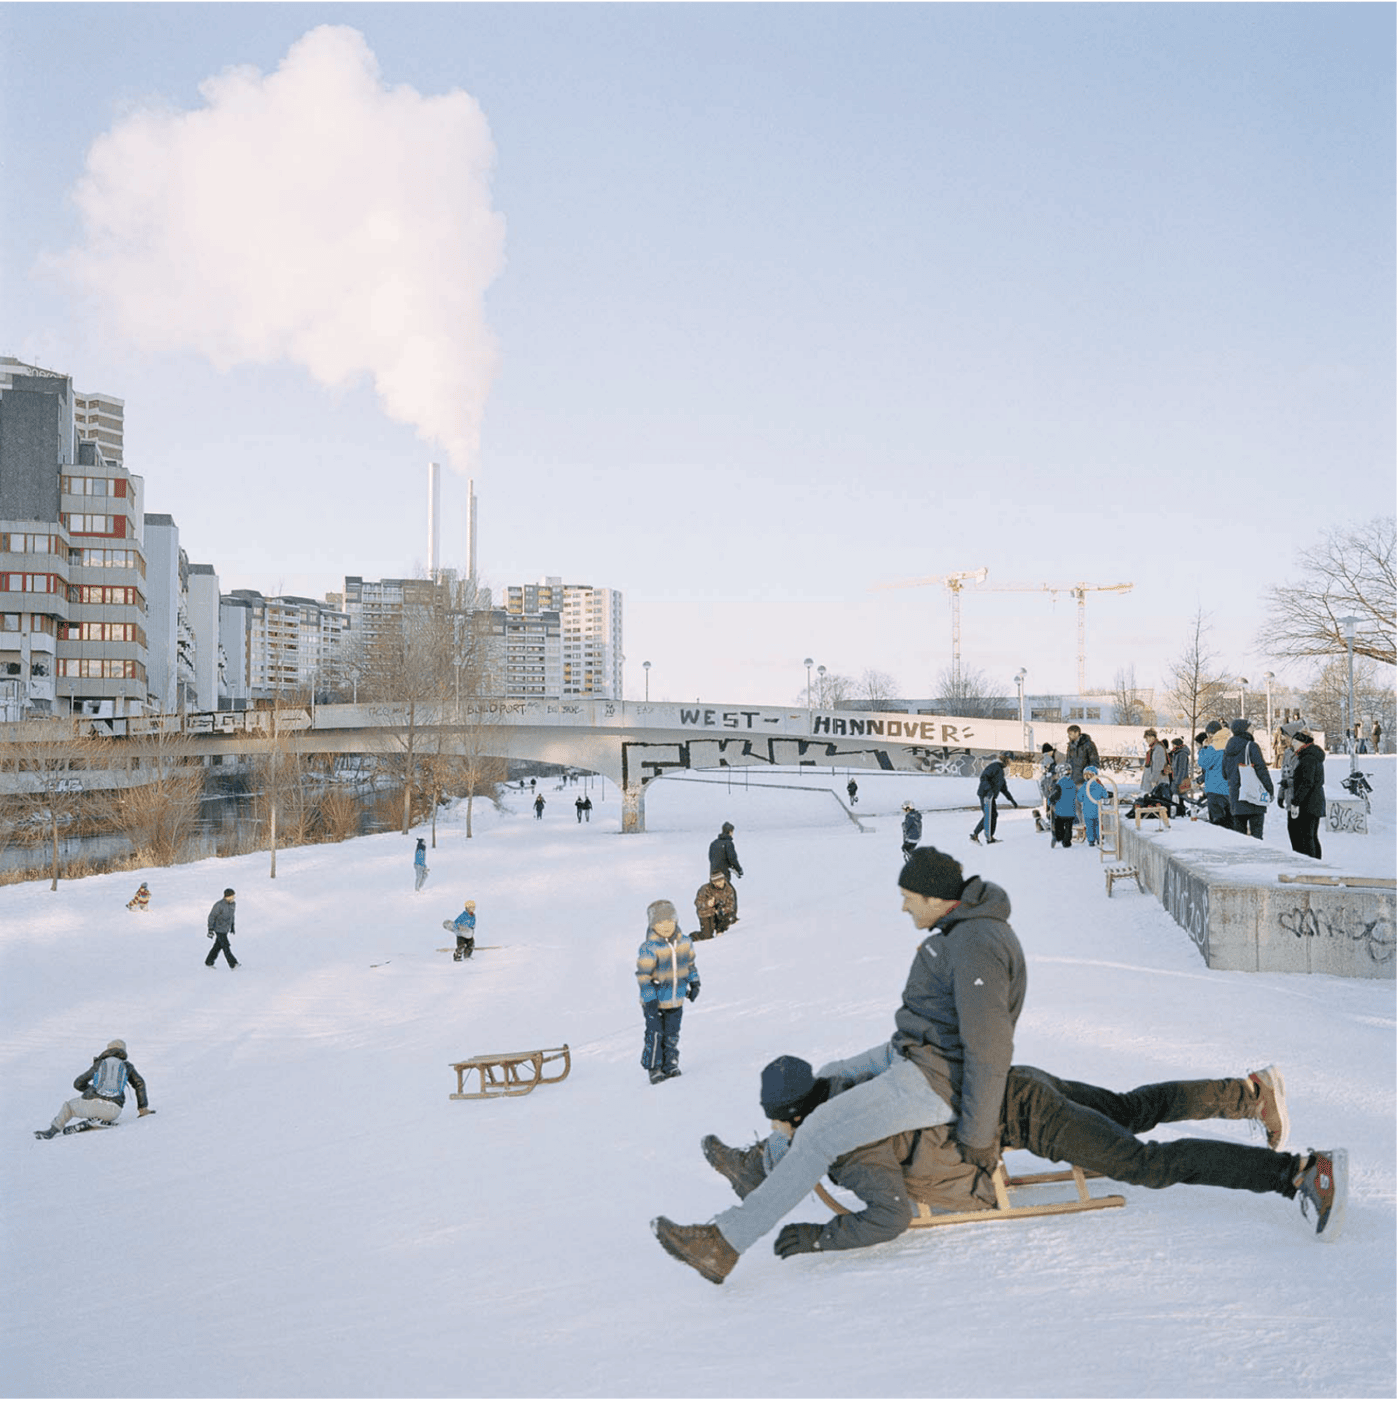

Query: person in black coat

[1223,719,1274,839]
[1285,731,1326,858]
[708,822,743,914]
[970,753,1018,844]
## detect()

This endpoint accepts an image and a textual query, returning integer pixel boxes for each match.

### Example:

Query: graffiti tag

[1277,904,1396,966]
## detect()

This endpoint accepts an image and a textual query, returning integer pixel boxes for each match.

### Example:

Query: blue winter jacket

[1051,773,1078,818]
[636,927,699,1009]
[1197,746,1229,796]
[451,908,476,934]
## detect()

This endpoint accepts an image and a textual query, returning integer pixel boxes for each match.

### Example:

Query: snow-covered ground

[2,757,1394,1398]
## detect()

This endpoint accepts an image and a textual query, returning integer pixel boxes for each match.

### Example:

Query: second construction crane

[976,580,1134,693]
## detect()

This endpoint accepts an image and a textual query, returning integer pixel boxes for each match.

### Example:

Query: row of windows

[0,573,61,594]
[0,613,56,634]
[60,513,128,537]
[55,658,146,681]
[74,548,143,573]
[60,476,128,498]
[60,622,147,646]
[0,532,63,555]
[77,585,143,607]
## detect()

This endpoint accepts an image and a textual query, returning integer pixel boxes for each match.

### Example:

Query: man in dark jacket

[900,802,922,858]
[206,887,239,969]
[702,1055,1344,1252]
[707,823,743,914]
[1224,718,1274,839]
[1169,737,1192,817]
[35,1039,152,1138]
[970,752,1018,844]
[1285,730,1326,858]
[652,846,1025,1282]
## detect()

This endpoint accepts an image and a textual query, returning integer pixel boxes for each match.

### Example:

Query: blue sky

[3,3,1394,706]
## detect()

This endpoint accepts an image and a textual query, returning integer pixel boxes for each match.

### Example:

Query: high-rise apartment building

[73,390,124,468]
[224,589,348,702]
[0,358,148,717]
[504,578,622,698]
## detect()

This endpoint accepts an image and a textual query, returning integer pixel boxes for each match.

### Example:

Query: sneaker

[702,1134,766,1200]
[1294,1149,1347,1242]
[1248,1065,1289,1151]
[652,1216,739,1284]
[649,1069,667,1084]
[969,832,981,844]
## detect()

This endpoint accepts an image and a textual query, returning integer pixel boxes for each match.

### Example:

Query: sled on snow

[815,1162,1125,1228]
[449,1044,571,1100]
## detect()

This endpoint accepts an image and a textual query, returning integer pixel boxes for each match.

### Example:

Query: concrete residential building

[0,358,148,718]
[227,589,348,702]
[504,577,623,698]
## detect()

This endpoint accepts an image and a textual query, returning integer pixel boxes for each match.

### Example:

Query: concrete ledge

[1118,820,1396,979]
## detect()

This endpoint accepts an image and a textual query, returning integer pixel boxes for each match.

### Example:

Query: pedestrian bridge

[4,699,1161,832]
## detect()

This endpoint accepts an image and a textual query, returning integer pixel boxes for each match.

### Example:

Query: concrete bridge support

[621,779,647,834]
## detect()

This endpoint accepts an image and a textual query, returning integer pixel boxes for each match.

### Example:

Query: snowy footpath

[1,758,1395,1398]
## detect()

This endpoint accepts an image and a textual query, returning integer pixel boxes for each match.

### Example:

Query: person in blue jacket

[414,837,429,891]
[1049,764,1078,848]
[448,900,476,960]
[900,802,923,858]
[1196,728,1232,827]
[1082,766,1110,847]
[636,899,700,1084]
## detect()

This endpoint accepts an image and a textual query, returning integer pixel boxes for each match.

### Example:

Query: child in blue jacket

[1082,766,1110,847]
[1050,765,1078,848]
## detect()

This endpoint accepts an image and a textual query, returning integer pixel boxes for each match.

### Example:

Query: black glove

[958,1141,1001,1175]
[686,982,700,1003]
[774,1223,823,1258]
[206,931,215,939]
[734,870,743,878]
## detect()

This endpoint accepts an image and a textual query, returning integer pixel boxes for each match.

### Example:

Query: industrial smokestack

[466,476,478,582]
[428,461,441,574]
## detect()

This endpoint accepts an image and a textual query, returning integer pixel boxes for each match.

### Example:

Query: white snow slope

[3,758,1395,1399]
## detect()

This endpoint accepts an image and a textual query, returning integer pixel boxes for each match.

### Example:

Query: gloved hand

[206,931,214,940]
[687,982,700,1003]
[958,1141,1001,1175]
[1289,805,1300,819]
[774,1223,823,1258]
[734,870,743,879]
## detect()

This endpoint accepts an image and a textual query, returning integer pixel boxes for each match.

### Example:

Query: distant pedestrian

[576,796,586,823]
[1224,719,1274,840]
[1285,730,1325,859]
[446,899,476,960]
[413,837,429,891]
[847,778,858,805]
[1372,720,1383,754]
[205,888,239,969]
[34,1038,152,1139]
[1169,738,1192,818]
[970,752,1017,844]
[534,794,545,820]
[582,795,592,822]
[126,882,150,912]
[900,801,922,858]
[1197,728,1232,827]
[636,900,699,1084]
[530,778,536,792]
[1034,743,1057,833]
[707,822,744,913]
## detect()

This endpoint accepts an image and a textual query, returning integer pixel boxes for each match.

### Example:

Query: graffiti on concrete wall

[1161,861,1211,958]
[1277,902,1396,966]
[1326,799,1369,834]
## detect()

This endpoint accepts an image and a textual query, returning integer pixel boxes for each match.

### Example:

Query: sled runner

[449,1044,571,1100]
[815,1162,1125,1228]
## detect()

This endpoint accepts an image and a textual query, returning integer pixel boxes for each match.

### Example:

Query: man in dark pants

[700,1055,1346,1256]
[970,752,1018,844]
[707,822,743,914]
[206,887,239,969]
[1285,729,1326,858]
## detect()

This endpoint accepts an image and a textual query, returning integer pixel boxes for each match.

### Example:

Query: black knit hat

[897,847,966,899]
[760,1056,817,1120]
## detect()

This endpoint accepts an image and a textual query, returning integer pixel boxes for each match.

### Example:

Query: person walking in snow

[847,778,859,805]
[694,871,739,939]
[533,794,545,820]
[695,1053,1343,1258]
[1224,718,1274,839]
[446,899,476,960]
[34,1038,153,1139]
[575,796,585,823]
[413,838,429,892]
[707,822,743,913]
[900,802,922,858]
[636,900,700,1084]
[651,845,1024,1283]
[205,888,239,969]
[126,882,150,912]
[970,752,1018,844]
[581,795,592,822]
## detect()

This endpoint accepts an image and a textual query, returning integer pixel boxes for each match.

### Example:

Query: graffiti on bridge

[1277,902,1396,966]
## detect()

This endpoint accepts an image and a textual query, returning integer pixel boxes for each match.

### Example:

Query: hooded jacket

[707,830,743,878]
[889,876,1026,1153]
[636,924,699,1010]
[1288,741,1326,817]
[1223,720,1274,813]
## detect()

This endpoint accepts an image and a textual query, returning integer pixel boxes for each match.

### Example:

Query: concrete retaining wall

[1117,820,1395,979]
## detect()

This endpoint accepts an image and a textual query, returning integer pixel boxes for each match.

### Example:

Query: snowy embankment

[1,758,1394,1398]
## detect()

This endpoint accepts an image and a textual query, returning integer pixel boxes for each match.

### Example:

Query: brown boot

[701,1134,766,1200]
[652,1217,739,1284]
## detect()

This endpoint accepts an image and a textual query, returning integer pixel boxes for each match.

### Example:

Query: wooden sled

[1133,805,1171,830]
[815,1163,1125,1228]
[449,1044,571,1100]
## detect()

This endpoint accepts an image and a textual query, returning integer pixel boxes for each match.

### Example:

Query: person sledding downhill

[444,900,476,960]
[35,1039,153,1138]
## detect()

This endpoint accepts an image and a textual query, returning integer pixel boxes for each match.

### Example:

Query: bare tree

[1111,667,1152,727]
[1260,516,1396,667]
[933,666,1005,718]
[858,669,900,707]
[98,724,204,867]
[1162,611,1236,750]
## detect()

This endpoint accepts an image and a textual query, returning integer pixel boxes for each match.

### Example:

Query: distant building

[503,577,622,699]
[0,358,148,718]
[224,588,348,703]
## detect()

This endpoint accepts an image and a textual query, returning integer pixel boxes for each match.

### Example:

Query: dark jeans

[1051,815,1074,848]
[205,932,238,968]
[1287,812,1322,859]
[1232,809,1266,839]
[641,1003,683,1074]
[1003,1067,1295,1196]
[1205,793,1232,827]
[971,797,999,838]
[454,934,475,959]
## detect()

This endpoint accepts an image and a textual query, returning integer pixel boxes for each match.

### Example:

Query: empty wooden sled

[449,1044,571,1100]
[815,1163,1125,1228]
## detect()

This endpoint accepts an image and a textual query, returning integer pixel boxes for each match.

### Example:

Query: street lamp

[1015,668,1027,725]
[1341,616,1359,771]
[804,658,813,712]
[817,664,827,709]
[1263,672,1274,737]
[643,660,651,702]
[1237,676,1248,720]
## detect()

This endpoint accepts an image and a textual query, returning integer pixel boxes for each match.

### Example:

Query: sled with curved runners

[815,1162,1125,1228]
[449,1044,571,1100]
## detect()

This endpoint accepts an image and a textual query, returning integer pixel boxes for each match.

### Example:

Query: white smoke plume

[51,25,504,471]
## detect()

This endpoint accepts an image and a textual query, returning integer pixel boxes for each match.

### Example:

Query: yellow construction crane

[976,581,1134,694]
[873,567,988,676]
